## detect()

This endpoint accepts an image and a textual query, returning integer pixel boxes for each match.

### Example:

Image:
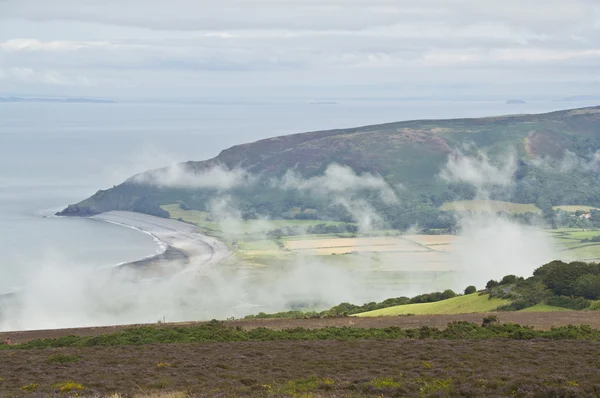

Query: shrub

[482,315,499,327]
[21,383,38,392]
[547,295,591,310]
[441,289,457,299]
[45,354,81,364]
[486,279,500,289]
[464,285,477,295]
[500,274,519,285]
[52,381,84,393]
[573,274,600,300]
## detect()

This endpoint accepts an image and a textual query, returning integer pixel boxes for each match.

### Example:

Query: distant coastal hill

[505,99,526,105]
[58,105,600,230]
[0,97,116,104]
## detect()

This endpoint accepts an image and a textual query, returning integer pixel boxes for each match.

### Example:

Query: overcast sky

[1,0,599,100]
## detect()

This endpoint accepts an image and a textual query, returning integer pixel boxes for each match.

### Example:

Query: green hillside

[58,106,600,230]
[352,294,511,317]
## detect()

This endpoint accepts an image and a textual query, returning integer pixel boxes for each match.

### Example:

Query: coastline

[91,211,230,272]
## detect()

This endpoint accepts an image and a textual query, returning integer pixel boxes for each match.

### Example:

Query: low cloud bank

[0,149,571,331]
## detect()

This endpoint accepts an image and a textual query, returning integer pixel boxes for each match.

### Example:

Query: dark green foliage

[6,322,600,350]
[535,261,600,296]
[45,354,81,364]
[546,296,591,310]
[481,316,499,327]
[464,285,477,295]
[486,280,500,289]
[573,274,600,300]
[496,298,538,312]
[500,275,520,285]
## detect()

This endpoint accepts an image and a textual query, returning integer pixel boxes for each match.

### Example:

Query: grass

[45,353,81,364]
[440,200,540,214]
[236,240,280,251]
[519,304,573,312]
[353,294,512,317]
[553,205,598,213]
[161,204,348,236]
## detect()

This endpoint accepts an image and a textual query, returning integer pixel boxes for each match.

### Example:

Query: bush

[464,285,477,295]
[547,295,591,310]
[500,275,519,285]
[441,289,457,300]
[481,315,499,327]
[486,280,500,289]
[574,274,600,300]
[45,354,80,364]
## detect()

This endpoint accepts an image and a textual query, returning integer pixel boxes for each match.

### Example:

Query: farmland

[440,200,541,214]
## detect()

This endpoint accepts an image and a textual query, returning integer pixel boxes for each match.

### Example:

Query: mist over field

[0,146,565,332]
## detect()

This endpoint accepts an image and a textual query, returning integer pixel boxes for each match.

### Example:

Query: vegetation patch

[440,200,540,214]
[21,383,38,392]
[51,381,85,393]
[45,353,81,364]
[354,293,511,317]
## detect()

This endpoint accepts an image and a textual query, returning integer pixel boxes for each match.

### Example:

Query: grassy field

[553,205,598,212]
[162,204,348,236]
[519,304,573,312]
[440,200,541,214]
[548,228,600,261]
[353,294,511,317]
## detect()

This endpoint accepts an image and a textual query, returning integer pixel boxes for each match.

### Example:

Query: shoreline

[91,211,230,272]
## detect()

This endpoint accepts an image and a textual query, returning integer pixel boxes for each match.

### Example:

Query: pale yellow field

[308,246,429,255]
[440,200,540,214]
[285,237,417,250]
[402,235,459,245]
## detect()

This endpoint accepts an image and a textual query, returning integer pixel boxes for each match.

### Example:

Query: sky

[1,0,600,101]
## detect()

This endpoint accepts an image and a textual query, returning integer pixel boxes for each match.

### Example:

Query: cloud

[1,1,600,102]
[439,149,517,197]
[130,163,254,190]
[531,150,600,174]
[0,38,113,52]
[281,163,398,204]
[0,67,96,86]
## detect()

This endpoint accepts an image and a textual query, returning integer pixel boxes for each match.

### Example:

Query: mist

[0,149,568,331]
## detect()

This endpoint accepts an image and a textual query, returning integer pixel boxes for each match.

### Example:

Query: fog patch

[131,163,254,190]
[440,148,517,198]
[531,150,600,174]
[439,149,560,286]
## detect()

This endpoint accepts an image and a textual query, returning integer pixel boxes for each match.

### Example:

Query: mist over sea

[1,99,597,296]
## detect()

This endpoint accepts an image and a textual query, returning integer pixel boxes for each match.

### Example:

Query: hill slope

[58,106,600,229]
[352,294,512,317]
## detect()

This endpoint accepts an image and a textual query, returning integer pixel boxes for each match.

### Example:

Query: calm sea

[1,99,596,297]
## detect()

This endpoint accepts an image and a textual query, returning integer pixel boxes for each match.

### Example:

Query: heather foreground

[2,320,600,396]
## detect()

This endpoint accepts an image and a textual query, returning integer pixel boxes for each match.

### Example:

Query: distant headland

[0,97,117,104]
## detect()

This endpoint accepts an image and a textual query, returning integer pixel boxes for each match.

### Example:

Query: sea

[1,99,597,309]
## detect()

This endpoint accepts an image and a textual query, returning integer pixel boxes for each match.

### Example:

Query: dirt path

[4,311,599,344]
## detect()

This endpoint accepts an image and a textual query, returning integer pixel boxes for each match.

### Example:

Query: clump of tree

[463,285,477,295]
[245,289,458,319]
[486,260,600,311]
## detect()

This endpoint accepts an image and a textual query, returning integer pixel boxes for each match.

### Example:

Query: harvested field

[440,200,541,214]
[2,339,600,396]
[4,312,600,345]
[284,237,431,256]
[401,235,458,246]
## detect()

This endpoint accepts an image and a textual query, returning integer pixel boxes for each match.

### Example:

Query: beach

[92,211,230,273]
